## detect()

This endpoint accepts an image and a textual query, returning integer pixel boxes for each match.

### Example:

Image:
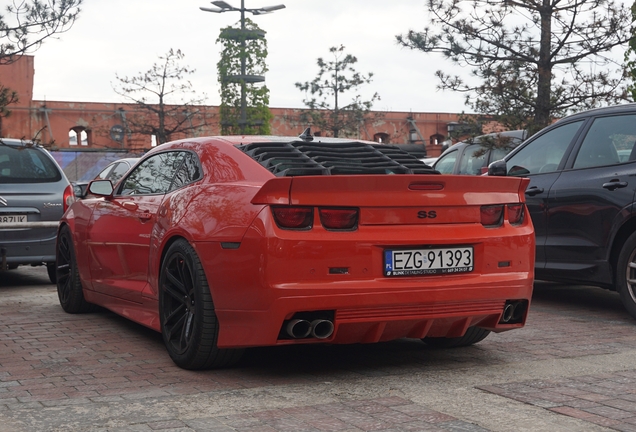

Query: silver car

[0,139,74,283]
[73,157,140,198]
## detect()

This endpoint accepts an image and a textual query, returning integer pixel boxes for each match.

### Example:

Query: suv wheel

[616,231,636,320]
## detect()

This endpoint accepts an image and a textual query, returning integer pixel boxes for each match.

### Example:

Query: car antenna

[298,127,313,142]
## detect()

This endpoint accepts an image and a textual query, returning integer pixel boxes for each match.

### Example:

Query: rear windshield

[237,141,436,176]
[0,145,62,183]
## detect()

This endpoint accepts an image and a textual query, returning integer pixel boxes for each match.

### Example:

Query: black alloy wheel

[159,239,243,370]
[56,225,94,313]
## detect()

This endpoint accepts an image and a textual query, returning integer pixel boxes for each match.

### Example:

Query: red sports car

[55,133,535,370]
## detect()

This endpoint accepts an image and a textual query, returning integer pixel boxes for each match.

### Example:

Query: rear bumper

[195,219,535,348]
[213,278,533,348]
[0,222,59,228]
[189,201,535,348]
[0,231,57,267]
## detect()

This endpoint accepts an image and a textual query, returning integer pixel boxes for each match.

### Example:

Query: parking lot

[2,267,636,431]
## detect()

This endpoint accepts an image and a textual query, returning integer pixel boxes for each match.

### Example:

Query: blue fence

[50,150,145,182]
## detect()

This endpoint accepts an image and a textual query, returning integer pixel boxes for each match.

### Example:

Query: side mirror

[72,182,88,199]
[87,179,114,197]
[488,159,507,176]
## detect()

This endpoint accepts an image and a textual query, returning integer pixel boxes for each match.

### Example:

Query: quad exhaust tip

[310,319,334,339]
[286,319,312,339]
[284,317,335,339]
[500,300,527,324]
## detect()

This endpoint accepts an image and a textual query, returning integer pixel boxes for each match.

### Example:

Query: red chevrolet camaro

[56,133,535,370]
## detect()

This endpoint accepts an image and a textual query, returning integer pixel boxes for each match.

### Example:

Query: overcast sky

[29,0,469,114]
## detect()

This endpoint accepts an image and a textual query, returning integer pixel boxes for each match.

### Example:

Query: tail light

[319,207,358,230]
[271,206,313,230]
[507,204,525,225]
[480,205,504,227]
[63,184,75,213]
[481,203,526,227]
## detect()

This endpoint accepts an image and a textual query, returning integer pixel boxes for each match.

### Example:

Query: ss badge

[417,210,437,219]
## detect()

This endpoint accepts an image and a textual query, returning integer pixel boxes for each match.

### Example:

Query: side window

[433,150,458,174]
[573,115,636,169]
[107,162,133,184]
[169,152,202,191]
[120,152,185,195]
[457,144,487,175]
[95,165,114,180]
[490,147,510,164]
[507,121,584,176]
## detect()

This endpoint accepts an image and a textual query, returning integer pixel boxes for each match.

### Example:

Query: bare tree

[0,0,82,63]
[397,0,632,134]
[113,49,211,145]
[295,45,380,138]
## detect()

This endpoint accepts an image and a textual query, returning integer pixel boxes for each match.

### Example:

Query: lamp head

[211,1,233,8]
[200,6,224,12]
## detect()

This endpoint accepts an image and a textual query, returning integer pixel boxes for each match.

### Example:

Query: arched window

[69,126,91,146]
[430,133,445,146]
[374,132,390,144]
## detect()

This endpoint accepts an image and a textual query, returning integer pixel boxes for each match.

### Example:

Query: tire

[46,262,57,284]
[615,231,636,319]
[159,239,243,370]
[422,326,491,348]
[56,225,94,313]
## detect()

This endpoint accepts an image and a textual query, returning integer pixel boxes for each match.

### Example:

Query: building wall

[0,56,460,157]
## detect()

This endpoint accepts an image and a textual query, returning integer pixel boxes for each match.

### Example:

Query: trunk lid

[251,175,529,225]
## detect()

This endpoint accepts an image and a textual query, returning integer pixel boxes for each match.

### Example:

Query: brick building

[0,55,462,159]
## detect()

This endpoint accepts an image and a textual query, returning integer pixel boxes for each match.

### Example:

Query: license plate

[384,246,474,276]
[0,215,27,224]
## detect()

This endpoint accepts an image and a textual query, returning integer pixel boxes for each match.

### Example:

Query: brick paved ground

[1,268,636,431]
[480,372,636,432]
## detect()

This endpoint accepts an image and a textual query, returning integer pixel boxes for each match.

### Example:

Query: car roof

[555,102,636,123]
[500,103,636,164]
[0,138,42,148]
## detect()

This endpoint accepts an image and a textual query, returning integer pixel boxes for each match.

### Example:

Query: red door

[87,194,163,302]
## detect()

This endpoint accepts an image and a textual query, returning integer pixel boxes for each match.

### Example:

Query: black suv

[489,103,636,318]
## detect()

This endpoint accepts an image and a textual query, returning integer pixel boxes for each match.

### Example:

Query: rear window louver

[237,141,436,176]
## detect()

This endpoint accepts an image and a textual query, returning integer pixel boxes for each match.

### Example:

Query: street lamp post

[200,0,285,133]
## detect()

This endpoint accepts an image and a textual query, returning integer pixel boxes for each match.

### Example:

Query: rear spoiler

[251,176,531,206]
[251,178,291,205]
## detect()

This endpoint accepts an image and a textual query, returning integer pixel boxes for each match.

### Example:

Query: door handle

[122,201,138,211]
[138,211,152,221]
[602,181,628,190]
[525,187,544,196]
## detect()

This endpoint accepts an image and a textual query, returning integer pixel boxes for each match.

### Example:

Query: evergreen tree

[216,18,272,135]
[398,0,632,134]
[0,0,82,63]
[625,1,636,101]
